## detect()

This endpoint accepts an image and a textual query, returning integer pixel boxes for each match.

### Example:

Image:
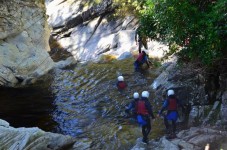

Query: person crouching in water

[136,91,155,144]
[116,76,127,91]
[125,92,140,118]
[157,89,182,139]
[134,50,150,72]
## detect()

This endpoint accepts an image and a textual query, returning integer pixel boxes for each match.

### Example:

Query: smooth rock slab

[0,119,75,150]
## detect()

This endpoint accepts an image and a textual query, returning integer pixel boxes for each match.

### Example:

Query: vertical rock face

[151,61,207,106]
[0,0,54,87]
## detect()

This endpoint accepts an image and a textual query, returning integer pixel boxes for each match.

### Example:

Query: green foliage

[139,0,227,65]
[113,0,147,17]
[83,0,102,7]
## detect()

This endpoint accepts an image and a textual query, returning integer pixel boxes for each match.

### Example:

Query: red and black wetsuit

[159,95,183,135]
[136,97,155,143]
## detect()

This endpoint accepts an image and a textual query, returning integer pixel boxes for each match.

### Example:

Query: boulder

[55,56,77,69]
[0,0,54,87]
[151,61,207,106]
[0,119,75,150]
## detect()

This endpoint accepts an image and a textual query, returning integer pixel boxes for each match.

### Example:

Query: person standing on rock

[135,26,148,54]
[157,89,182,139]
[116,76,127,91]
[135,91,155,144]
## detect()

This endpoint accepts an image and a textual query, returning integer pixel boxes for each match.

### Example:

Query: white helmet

[133,92,139,99]
[167,90,175,96]
[142,91,149,98]
[118,76,124,81]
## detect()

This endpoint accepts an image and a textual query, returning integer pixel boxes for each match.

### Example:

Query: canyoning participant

[157,89,182,139]
[135,26,148,53]
[134,50,150,72]
[116,76,127,91]
[136,91,155,144]
[125,92,140,118]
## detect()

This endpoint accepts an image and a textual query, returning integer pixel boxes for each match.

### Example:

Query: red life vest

[137,53,144,62]
[118,82,126,89]
[167,98,177,111]
[136,100,149,115]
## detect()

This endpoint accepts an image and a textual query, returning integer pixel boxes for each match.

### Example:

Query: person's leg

[142,117,151,143]
[172,120,176,134]
[134,61,139,71]
[145,117,151,136]
[142,125,147,142]
[167,120,177,139]
[138,41,142,53]
[164,116,170,134]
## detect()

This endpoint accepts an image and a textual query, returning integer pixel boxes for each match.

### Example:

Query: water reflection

[50,59,160,149]
[0,58,161,149]
[0,86,58,131]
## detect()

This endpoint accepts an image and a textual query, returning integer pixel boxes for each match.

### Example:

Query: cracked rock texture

[0,0,54,87]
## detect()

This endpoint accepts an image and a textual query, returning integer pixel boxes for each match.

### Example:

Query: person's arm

[125,100,136,113]
[125,102,133,113]
[159,100,168,115]
[145,100,155,119]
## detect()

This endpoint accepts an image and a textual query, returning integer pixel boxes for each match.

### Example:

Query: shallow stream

[0,58,165,149]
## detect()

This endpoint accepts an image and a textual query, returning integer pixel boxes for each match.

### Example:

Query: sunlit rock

[0,0,54,87]
[45,0,169,62]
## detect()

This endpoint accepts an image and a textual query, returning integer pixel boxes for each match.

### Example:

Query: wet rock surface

[0,119,75,150]
[132,127,227,150]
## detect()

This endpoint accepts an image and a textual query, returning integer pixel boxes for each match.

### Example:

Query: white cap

[167,90,175,96]
[133,92,139,99]
[142,91,149,98]
[118,76,124,81]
